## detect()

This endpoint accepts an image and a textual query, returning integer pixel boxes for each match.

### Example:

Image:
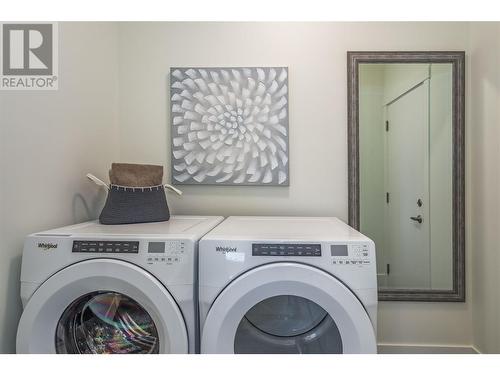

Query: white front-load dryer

[16,215,223,354]
[199,216,378,354]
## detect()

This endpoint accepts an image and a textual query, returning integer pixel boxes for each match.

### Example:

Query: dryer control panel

[146,240,186,264]
[252,243,321,257]
[72,240,139,254]
[331,243,371,265]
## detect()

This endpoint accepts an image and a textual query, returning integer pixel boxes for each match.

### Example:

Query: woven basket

[99,184,170,225]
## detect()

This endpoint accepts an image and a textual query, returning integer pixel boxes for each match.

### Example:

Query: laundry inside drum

[55,291,159,354]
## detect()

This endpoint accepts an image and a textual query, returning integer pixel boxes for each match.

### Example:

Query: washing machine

[199,216,378,354]
[16,215,223,354]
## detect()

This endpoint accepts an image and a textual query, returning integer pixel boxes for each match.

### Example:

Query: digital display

[331,245,348,257]
[148,242,165,253]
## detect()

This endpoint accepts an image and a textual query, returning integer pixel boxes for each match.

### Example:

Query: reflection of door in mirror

[359,63,452,291]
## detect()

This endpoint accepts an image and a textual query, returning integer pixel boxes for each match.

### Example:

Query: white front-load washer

[16,215,223,354]
[199,216,378,354]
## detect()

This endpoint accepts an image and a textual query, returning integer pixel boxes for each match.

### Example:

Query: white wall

[469,22,500,354]
[116,22,472,348]
[0,22,119,353]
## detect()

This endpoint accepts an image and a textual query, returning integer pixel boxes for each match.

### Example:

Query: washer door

[201,263,376,354]
[17,259,188,354]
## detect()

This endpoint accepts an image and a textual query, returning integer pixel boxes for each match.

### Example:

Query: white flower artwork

[170,67,289,185]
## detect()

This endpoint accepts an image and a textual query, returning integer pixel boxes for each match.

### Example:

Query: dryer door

[17,259,188,354]
[201,263,376,354]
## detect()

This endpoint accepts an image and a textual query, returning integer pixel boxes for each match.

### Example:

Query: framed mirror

[347,51,465,302]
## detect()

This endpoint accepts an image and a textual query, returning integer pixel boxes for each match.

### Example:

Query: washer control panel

[146,240,186,264]
[72,240,139,254]
[252,243,321,257]
[331,243,371,265]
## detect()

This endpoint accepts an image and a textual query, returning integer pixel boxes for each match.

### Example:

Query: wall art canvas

[170,67,289,185]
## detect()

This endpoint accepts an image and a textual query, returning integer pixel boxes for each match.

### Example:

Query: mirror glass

[358,63,453,291]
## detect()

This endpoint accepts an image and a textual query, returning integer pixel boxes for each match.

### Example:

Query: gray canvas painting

[170,67,289,185]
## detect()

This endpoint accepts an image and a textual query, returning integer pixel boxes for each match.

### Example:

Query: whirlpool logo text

[215,246,237,254]
[37,242,58,250]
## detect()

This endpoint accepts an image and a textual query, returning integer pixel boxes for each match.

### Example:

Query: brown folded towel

[109,163,163,187]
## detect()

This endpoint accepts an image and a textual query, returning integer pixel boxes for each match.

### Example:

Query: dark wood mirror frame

[347,51,465,302]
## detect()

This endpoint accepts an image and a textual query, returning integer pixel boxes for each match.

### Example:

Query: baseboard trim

[377,344,479,354]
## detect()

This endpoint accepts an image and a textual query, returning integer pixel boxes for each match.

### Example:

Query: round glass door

[55,291,159,354]
[234,295,343,354]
